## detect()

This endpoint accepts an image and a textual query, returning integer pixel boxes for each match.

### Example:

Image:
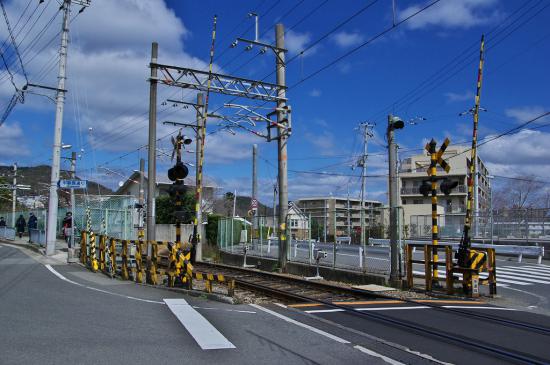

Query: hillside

[0,165,112,208]
[212,195,274,218]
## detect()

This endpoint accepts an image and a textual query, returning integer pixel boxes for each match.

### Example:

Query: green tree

[0,177,12,212]
[205,213,221,245]
[156,193,196,224]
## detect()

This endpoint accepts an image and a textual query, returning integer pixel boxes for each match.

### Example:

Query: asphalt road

[0,242,405,365]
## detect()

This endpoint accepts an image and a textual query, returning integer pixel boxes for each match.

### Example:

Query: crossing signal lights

[388,115,404,130]
[168,162,188,182]
[419,181,431,197]
[440,179,458,195]
[168,182,187,198]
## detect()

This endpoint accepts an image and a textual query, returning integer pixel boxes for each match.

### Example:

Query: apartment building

[294,196,384,240]
[399,146,490,237]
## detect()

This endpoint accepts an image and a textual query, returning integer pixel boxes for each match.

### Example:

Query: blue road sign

[58,179,87,189]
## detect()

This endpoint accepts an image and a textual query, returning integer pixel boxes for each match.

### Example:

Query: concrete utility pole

[252,144,258,239]
[11,163,16,227]
[138,158,145,241]
[275,24,288,271]
[70,152,76,248]
[195,93,204,261]
[358,123,374,250]
[46,0,72,256]
[147,42,158,248]
[387,115,400,283]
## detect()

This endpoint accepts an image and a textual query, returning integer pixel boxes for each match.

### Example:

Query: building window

[402,199,407,205]
[290,219,298,228]
[413,199,422,205]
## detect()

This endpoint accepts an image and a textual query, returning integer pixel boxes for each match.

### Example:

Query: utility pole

[275,24,289,271]
[138,158,145,241]
[387,115,402,283]
[272,182,277,233]
[45,0,72,256]
[11,163,16,227]
[252,144,258,241]
[358,123,374,253]
[347,185,351,238]
[147,42,158,251]
[195,93,204,261]
[70,152,76,248]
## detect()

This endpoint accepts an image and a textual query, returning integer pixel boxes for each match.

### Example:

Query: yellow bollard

[149,242,158,285]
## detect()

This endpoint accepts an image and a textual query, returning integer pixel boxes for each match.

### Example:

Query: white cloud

[505,106,549,124]
[330,31,364,48]
[205,131,265,164]
[0,121,30,157]
[444,90,475,102]
[285,29,317,56]
[479,130,550,178]
[309,88,321,97]
[304,130,338,156]
[399,0,501,30]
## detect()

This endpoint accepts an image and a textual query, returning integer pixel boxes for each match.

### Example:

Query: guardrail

[0,226,15,241]
[29,229,46,247]
[369,238,544,264]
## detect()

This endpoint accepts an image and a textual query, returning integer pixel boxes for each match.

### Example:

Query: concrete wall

[142,224,195,242]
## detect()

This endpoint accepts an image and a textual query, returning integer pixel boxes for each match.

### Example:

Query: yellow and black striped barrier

[78,232,235,297]
[406,243,496,297]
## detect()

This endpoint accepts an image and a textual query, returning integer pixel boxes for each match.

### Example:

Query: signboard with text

[58,179,87,189]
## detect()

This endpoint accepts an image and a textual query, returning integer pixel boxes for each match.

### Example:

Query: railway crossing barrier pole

[446,246,454,295]
[359,246,363,269]
[147,242,158,285]
[424,244,432,292]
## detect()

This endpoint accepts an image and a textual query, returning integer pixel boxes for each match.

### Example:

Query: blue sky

[1,0,549,204]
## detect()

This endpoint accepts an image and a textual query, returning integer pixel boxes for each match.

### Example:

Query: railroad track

[195,261,550,365]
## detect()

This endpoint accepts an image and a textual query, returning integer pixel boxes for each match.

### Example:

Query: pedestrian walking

[0,217,6,227]
[28,213,38,243]
[16,214,26,239]
[62,212,73,247]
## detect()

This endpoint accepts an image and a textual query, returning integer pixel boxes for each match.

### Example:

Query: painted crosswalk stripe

[498,268,550,278]
[521,266,550,273]
[497,270,550,281]
[495,274,550,284]
[412,270,527,286]
[164,298,235,350]
[499,267,550,277]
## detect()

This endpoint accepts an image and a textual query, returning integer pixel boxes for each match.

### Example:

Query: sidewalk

[0,234,70,262]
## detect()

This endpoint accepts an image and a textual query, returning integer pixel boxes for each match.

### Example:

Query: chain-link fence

[0,195,136,240]
[217,207,406,275]
[410,208,550,241]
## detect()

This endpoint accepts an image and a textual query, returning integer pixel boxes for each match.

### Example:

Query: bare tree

[493,175,544,209]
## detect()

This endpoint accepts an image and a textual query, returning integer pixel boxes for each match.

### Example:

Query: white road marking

[45,264,164,304]
[250,304,350,344]
[412,270,527,285]
[498,268,550,278]
[305,309,345,314]
[164,298,236,350]
[519,266,550,274]
[495,274,550,284]
[353,345,405,365]
[192,306,256,314]
[357,306,430,311]
[441,306,516,311]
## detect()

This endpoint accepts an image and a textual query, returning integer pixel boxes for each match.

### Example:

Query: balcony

[401,185,466,195]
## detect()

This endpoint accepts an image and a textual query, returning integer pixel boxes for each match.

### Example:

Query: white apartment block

[399,146,490,237]
[294,197,384,239]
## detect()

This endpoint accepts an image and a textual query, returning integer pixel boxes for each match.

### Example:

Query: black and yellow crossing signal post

[167,131,192,287]
[419,138,457,287]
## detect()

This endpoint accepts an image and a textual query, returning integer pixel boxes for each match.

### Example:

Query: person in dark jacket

[62,212,73,247]
[28,213,38,242]
[16,214,26,239]
[0,217,6,227]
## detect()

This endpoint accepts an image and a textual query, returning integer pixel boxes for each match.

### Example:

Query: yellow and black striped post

[89,231,98,272]
[427,139,439,283]
[148,242,158,285]
[109,237,116,278]
[121,240,129,280]
[80,230,87,264]
[99,235,106,272]
[135,239,144,283]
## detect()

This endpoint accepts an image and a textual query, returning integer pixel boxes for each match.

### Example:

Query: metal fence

[410,208,550,240]
[217,208,405,275]
[0,195,136,240]
[0,226,15,240]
